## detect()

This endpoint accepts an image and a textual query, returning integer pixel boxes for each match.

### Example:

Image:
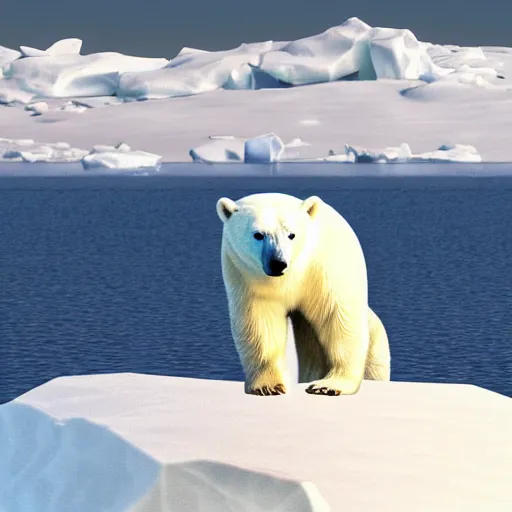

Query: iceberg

[0,373,510,511]
[259,17,373,84]
[368,28,447,80]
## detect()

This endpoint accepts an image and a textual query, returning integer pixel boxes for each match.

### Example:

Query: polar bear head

[216,193,321,277]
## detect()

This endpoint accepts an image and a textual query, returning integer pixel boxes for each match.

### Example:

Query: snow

[1,18,512,163]
[0,373,510,511]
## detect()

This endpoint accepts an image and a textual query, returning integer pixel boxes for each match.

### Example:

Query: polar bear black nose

[268,259,288,276]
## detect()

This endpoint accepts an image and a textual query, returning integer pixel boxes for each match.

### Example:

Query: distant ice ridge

[0,19,508,102]
[190,134,482,164]
[0,138,162,170]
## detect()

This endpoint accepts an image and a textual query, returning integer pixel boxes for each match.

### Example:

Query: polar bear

[216,193,390,396]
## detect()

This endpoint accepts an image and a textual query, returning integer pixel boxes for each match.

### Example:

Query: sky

[1,0,510,58]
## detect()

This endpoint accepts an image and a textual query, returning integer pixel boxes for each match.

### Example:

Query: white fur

[217,193,390,396]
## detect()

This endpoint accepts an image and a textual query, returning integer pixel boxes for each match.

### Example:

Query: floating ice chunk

[117,42,273,99]
[244,133,285,163]
[82,145,162,170]
[24,101,49,116]
[412,144,482,163]
[189,137,245,163]
[0,45,21,68]
[0,79,34,104]
[5,53,168,98]
[369,28,446,80]
[0,138,88,163]
[259,17,373,85]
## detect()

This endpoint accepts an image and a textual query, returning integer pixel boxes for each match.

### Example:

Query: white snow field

[1,17,512,165]
[0,374,510,512]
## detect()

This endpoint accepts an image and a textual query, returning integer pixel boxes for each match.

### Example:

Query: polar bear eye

[288,233,296,240]
[253,232,265,241]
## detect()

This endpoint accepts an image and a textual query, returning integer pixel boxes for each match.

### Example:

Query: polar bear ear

[301,196,321,218]
[217,197,239,222]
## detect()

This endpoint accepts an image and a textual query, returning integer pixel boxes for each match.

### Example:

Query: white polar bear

[216,193,390,396]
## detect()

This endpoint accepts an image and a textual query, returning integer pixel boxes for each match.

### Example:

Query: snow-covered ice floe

[0,373,510,511]
[82,143,162,171]
[189,135,482,163]
[0,138,162,170]
[0,137,88,163]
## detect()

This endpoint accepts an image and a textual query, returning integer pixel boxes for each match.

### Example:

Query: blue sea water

[1,171,512,403]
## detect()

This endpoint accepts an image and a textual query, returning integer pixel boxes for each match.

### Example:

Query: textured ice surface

[0,45,21,69]
[369,28,447,80]
[259,17,373,84]
[0,374,510,511]
[4,53,168,98]
[117,41,274,99]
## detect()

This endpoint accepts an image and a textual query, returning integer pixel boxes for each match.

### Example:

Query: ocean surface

[1,172,512,403]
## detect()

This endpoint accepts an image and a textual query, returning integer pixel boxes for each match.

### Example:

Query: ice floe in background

[189,134,482,164]
[0,138,88,163]
[0,138,162,169]
[0,134,481,170]
[82,143,163,170]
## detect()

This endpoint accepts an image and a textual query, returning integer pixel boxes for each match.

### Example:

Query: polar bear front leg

[229,299,289,396]
[305,309,369,396]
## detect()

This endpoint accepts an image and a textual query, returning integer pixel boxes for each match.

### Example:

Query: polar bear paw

[305,378,360,396]
[248,383,287,396]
